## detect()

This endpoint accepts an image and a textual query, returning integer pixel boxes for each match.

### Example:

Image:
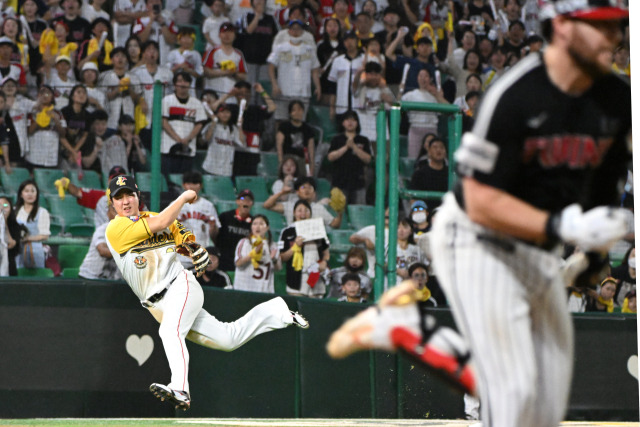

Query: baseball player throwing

[329,1,631,426]
[105,175,309,411]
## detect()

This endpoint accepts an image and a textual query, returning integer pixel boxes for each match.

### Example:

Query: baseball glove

[329,187,347,213]
[177,241,210,277]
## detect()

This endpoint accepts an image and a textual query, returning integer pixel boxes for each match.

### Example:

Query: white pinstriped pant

[431,194,574,427]
[154,270,293,393]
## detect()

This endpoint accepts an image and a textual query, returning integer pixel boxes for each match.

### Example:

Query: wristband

[544,212,561,246]
[261,91,268,97]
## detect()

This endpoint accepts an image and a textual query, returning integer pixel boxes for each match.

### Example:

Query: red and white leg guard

[390,325,476,396]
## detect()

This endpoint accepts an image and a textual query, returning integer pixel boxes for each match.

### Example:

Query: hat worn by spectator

[107,175,140,200]
[56,55,71,64]
[0,36,15,47]
[411,200,428,211]
[216,103,231,113]
[294,176,316,191]
[81,62,99,72]
[237,189,254,201]
[416,36,432,46]
[206,246,221,258]
[219,22,236,33]
[108,166,127,180]
[0,75,16,86]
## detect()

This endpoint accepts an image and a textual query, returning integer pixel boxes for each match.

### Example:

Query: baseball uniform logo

[134,255,148,269]
[128,215,140,222]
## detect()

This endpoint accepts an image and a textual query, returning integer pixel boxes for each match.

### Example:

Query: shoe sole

[149,384,190,411]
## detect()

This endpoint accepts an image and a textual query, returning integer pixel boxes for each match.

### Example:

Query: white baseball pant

[153,270,294,393]
[431,194,574,427]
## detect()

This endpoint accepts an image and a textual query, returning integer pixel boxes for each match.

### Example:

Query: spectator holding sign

[279,200,330,298]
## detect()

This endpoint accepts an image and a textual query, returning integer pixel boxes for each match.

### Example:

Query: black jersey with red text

[454,52,631,213]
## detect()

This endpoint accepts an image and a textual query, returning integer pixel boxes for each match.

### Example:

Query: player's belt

[141,275,179,308]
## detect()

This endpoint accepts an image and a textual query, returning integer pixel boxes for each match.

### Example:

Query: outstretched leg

[188,297,305,351]
[327,282,475,396]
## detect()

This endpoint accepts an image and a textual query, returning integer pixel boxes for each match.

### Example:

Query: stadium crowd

[0,0,632,313]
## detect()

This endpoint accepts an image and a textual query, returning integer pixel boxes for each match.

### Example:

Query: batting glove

[177,241,210,277]
[548,204,631,252]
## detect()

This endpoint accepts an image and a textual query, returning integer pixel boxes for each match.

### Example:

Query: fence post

[386,106,401,286]
[150,81,163,213]
[374,108,387,301]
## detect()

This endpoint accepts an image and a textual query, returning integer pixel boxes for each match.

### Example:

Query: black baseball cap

[237,189,254,200]
[206,245,221,258]
[219,22,236,33]
[108,165,127,180]
[107,175,139,200]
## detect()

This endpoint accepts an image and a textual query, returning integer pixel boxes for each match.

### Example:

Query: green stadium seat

[46,196,87,227]
[0,167,30,194]
[82,207,95,225]
[202,175,236,201]
[316,178,331,200]
[49,219,63,236]
[57,244,90,270]
[399,157,416,178]
[257,152,280,177]
[329,252,346,269]
[328,229,354,254]
[235,176,270,202]
[347,204,376,230]
[39,195,49,210]
[135,172,168,192]
[252,205,287,230]
[66,224,96,237]
[62,267,80,278]
[215,200,238,214]
[17,267,54,277]
[307,106,338,141]
[70,170,103,190]
[168,173,184,187]
[34,168,66,195]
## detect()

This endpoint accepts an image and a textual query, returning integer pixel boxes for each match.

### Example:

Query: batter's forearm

[462,177,549,245]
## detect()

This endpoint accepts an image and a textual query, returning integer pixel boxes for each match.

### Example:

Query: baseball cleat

[290,311,309,329]
[149,383,191,411]
[391,326,476,396]
[326,307,377,358]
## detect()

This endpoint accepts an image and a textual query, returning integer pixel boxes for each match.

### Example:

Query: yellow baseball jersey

[105,211,195,301]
